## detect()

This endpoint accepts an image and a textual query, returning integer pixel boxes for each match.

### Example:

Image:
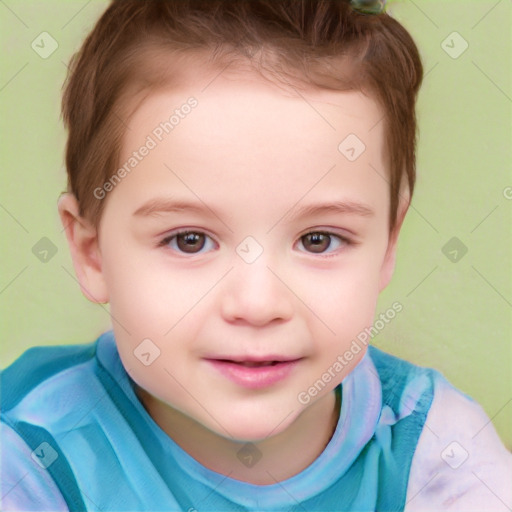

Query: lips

[205,357,302,389]
[207,354,300,363]
[215,359,294,367]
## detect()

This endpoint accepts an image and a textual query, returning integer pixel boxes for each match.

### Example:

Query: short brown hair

[62,0,423,233]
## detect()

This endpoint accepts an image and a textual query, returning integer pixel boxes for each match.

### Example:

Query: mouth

[214,359,297,367]
[205,357,303,389]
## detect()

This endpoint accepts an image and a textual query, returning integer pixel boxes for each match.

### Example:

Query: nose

[220,255,294,327]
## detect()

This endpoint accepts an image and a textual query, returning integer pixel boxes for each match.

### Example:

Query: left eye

[161,231,216,254]
[297,232,348,254]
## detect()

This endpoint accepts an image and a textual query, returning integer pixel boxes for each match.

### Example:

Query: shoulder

[405,374,512,511]
[1,340,98,413]
[368,345,437,415]
[0,334,115,510]
[0,332,120,419]
[1,337,106,449]
[0,421,68,511]
[368,345,436,385]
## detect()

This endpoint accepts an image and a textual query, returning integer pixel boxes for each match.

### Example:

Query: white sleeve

[0,421,69,511]
[405,375,512,512]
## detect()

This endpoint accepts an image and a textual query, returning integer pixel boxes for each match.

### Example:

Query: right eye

[159,230,217,255]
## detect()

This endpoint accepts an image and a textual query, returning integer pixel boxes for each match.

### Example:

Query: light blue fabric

[1,331,439,511]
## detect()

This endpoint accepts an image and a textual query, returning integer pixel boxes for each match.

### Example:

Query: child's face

[88,71,399,441]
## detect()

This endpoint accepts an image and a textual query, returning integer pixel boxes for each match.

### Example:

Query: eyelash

[158,229,355,258]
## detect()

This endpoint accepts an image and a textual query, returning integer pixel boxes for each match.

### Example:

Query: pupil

[177,232,205,253]
[306,233,329,253]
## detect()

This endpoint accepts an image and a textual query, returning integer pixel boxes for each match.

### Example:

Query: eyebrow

[133,197,374,221]
[283,201,375,222]
[134,198,216,217]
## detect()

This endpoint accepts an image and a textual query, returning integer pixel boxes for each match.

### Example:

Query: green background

[1,1,511,448]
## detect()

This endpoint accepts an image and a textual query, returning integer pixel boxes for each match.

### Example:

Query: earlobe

[58,193,109,303]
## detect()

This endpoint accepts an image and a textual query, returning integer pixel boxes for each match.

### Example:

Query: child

[1,0,511,510]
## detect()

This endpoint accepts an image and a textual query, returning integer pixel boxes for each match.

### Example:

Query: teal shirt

[1,331,439,511]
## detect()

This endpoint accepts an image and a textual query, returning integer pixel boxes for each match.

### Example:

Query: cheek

[296,257,383,350]
[101,252,226,367]
[100,244,187,328]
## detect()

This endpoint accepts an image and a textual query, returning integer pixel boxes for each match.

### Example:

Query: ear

[378,197,409,292]
[58,193,109,303]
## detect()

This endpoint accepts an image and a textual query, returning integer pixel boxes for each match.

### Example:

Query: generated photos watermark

[93,97,199,200]
[297,301,403,404]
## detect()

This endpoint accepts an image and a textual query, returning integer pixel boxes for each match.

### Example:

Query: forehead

[127,69,383,151]
[113,70,388,225]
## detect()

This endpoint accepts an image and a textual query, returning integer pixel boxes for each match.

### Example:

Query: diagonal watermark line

[111,106,132,132]
[423,61,439,80]
[0,203,29,233]
[163,367,234,438]
[471,265,512,308]
[76,483,102,511]
[471,0,503,29]
[60,217,73,234]
[408,203,439,233]
[164,164,234,233]
[0,266,29,295]
[470,205,499,233]
[471,397,512,440]
[471,471,512,510]
[0,63,29,92]
[196,470,234,505]
[164,267,234,335]
[472,61,512,103]
[369,163,439,233]
[369,162,389,185]
[406,266,438,297]
[61,0,91,29]
[405,472,440,507]
[288,85,336,130]
[266,164,336,234]
[201,61,232,93]
[265,470,308,510]
[266,266,336,335]
[60,265,132,335]
[0,471,29,501]
[263,408,296,439]
[409,0,439,29]
[369,114,385,132]
[0,0,28,28]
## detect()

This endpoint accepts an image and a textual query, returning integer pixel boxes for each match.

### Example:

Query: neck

[134,385,341,485]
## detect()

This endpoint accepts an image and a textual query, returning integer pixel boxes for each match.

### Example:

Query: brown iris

[301,233,331,253]
[176,232,206,253]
